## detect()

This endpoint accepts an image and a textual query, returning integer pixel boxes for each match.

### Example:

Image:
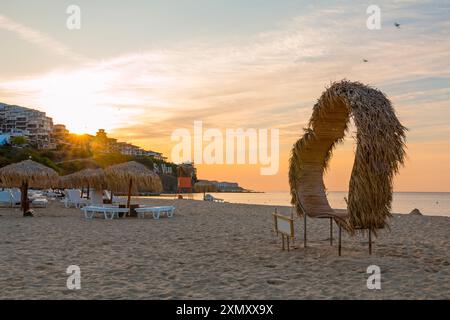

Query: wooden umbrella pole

[304,213,307,248]
[330,218,333,246]
[21,180,29,215]
[127,178,133,209]
[338,225,342,256]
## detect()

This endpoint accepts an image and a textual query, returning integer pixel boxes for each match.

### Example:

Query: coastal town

[0,102,246,193]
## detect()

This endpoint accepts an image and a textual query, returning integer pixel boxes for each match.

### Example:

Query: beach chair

[9,188,22,206]
[82,205,129,220]
[63,189,89,208]
[0,190,12,207]
[294,190,375,256]
[31,198,48,208]
[103,190,127,205]
[203,194,224,202]
[135,206,175,220]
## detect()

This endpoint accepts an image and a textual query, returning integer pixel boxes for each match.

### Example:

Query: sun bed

[0,191,12,207]
[9,188,22,206]
[103,190,128,205]
[135,206,175,220]
[31,197,48,208]
[63,189,89,208]
[203,194,224,202]
[82,205,129,220]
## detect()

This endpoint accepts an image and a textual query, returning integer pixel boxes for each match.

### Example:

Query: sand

[0,198,449,299]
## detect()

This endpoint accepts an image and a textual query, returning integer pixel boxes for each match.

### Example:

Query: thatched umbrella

[0,160,59,216]
[289,80,406,235]
[59,168,107,198]
[105,161,163,208]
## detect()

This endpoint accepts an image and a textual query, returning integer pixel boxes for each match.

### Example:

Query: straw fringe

[289,80,407,235]
[59,168,107,190]
[0,160,59,188]
[105,161,163,194]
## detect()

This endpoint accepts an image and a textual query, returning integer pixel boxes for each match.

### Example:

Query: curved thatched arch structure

[289,80,406,234]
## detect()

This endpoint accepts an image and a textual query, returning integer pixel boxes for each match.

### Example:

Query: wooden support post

[304,213,307,248]
[126,178,133,217]
[287,237,290,252]
[369,229,372,255]
[338,224,342,256]
[282,235,285,251]
[21,181,29,215]
[330,218,333,246]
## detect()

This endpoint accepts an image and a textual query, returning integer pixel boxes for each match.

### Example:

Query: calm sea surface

[182,192,450,217]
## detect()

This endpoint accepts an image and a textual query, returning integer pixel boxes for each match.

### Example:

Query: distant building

[194,179,243,192]
[93,129,167,160]
[0,103,54,149]
[0,103,169,162]
[216,181,241,192]
[52,124,70,146]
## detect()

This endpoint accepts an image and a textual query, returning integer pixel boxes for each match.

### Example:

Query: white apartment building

[0,103,54,149]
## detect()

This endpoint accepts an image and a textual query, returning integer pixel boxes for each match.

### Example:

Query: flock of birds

[363,22,401,63]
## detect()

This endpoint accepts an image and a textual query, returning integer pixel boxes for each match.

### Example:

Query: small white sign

[277,218,291,236]
[273,213,294,237]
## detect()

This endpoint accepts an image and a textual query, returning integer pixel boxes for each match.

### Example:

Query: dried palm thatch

[289,80,406,235]
[0,160,59,215]
[59,168,107,190]
[105,161,163,207]
[0,160,59,188]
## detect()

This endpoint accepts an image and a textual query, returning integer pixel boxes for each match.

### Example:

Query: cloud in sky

[0,0,449,191]
[0,14,87,62]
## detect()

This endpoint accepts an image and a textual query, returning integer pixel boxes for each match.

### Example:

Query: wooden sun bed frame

[296,191,374,256]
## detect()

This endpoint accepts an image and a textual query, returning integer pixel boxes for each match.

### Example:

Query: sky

[0,0,449,192]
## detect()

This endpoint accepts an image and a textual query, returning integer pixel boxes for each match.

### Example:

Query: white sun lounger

[82,205,130,220]
[64,189,89,208]
[32,198,48,208]
[0,191,12,207]
[135,206,175,220]
[102,190,128,205]
[204,194,224,202]
[10,188,22,206]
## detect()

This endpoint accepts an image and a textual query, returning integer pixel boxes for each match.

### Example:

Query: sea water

[188,192,450,217]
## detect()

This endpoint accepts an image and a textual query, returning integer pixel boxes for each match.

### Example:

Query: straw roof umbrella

[0,160,59,216]
[289,80,406,235]
[59,168,107,198]
[59,168,107,188]
[105,161,163,208]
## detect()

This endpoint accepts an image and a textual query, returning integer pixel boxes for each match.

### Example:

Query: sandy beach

[0,198,449,300]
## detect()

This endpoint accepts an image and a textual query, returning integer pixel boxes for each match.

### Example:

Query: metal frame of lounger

[296,191,373,256]
[135,206,175,220]
[82,206,129,220]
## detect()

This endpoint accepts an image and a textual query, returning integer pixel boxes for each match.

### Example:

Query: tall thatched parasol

[289,80,406,235]
[105,161,163,208]
[0,160,59,216]
[59,168,107,198]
